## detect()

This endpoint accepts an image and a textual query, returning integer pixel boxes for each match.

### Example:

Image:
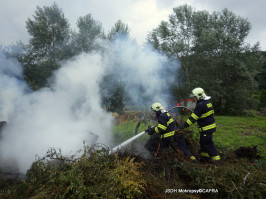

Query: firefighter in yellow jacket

[145,102,196,161]
[180,88,221,164]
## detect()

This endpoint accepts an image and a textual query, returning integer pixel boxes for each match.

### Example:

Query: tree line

[147,5,265,115]
[3,3,266,115]
[5,3,129,114]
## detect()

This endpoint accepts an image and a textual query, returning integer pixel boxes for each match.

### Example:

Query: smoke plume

[0,38,179,173]
[0,52,113,173]
[105,38,179,108]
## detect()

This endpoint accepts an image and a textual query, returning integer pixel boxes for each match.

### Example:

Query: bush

[0,146,147,199]
[242,109,257,117]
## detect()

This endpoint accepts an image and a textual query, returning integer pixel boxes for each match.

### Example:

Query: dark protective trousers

[200,131,219,157]
[161,135,192,157]
[145,134,193,157]
[176,135,193,157]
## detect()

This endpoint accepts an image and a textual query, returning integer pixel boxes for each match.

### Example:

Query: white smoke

[0,51,28,120]
[105,38,179,108]
[0,38,179,173]
[0,52,113,173]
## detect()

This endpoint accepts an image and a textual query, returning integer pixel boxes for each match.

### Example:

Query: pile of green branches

[0,144,265,199]
[0,145,147,199]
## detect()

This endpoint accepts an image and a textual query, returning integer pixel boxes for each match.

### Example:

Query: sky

[0,0,265,50]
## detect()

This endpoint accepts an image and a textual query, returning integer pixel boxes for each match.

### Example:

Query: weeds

[0,145,148,199]
[0,114,265,198]
[0,144,265,199]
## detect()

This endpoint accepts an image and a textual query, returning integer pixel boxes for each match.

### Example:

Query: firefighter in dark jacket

[180,88,221,163]
[145,102,196,161]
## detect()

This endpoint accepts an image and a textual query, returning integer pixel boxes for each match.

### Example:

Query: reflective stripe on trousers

[190,156,196,160]
[201,152,210,157]
[201,152,220,160]
[212,155,221,161]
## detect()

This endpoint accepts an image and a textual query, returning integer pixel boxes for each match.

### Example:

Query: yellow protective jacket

[183,99,216,133]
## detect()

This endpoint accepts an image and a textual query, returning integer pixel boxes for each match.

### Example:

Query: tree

[18,3,71,90]
[256,51,266,90]
[148,5,194,85]
[256,51,266,108]
[147,5,264,114]
[99,20,131,114]
[73,14,104,53]
[107,20,130,40]
[100,74,127,114]
[191,9,264,114]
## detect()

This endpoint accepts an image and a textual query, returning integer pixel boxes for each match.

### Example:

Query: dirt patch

[257,108,266,116]
[235,146,260,159]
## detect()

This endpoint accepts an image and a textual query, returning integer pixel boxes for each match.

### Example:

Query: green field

[113,115,266,161]
[214,116,266,160]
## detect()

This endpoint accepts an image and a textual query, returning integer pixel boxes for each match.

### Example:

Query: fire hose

[109,106,193,154]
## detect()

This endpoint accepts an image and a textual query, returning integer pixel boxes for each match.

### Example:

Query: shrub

[0,146,147,199]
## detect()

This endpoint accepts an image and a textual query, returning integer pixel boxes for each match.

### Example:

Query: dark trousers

[200,131,219,157]
[176,135,192,157]
[161,135,192,157]
[145,134,193,158]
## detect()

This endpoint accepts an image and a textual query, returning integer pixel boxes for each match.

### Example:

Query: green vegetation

[113,120,152,144]
[0,130,265,198]
[113,114,266,161]
[1,2,266,197]
[148,5,265,115]
[0,147,147,199]
[215,116,266,161]
[0,114,265,198]
[185,115,266,162]
[3,3,265,114]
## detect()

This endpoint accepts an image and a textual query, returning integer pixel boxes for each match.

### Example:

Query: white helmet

[192,88,211,100]
[151,102,163,112]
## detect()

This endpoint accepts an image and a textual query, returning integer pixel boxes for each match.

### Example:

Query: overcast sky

[0,0,265,50]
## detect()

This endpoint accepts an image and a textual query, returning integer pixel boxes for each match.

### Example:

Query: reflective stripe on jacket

[184,99,216,133]
[154,112,175,138]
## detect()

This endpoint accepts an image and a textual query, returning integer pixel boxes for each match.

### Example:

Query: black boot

[198,155,211,163]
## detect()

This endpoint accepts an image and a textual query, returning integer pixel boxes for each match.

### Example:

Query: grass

[177,115,265,161]
[1,114,265,199]
[112,120,155,145]
[113,114,266,162]
[214,116,266,160]
[111,114,266,198]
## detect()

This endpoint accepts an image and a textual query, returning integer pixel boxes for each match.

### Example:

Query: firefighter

[145,102,196,162]
[179,88,221,164]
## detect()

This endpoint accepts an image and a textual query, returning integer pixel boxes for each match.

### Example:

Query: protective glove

[145,126,155,135]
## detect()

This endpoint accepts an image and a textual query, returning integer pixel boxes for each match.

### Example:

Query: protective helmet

[192,88,211,100]
[151,102,163,112]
